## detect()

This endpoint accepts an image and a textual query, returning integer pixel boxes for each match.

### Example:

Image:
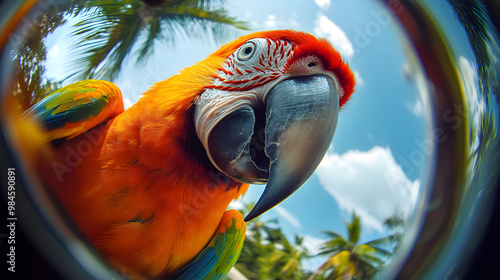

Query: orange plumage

[30,30,355,279]
[44,53,249,278]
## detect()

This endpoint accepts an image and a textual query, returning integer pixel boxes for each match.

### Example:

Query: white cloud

[314,0,331,9]
[458,57,487,156]
[260,13,299,29]
[302,235,327,271]
[314,13,354,59]
[122,97,133,109]
[354,70,364,86]
[47,44,59,60]
[409,99,424,118]
[229,200,244,210]
[265,14,277,28]
[402,63,412,81]
[115,78,142,108]
[302,235,325,255]
[459,56,486,133]
[289,12,299,28]
[316,146,419,232]
[274,206,302,228]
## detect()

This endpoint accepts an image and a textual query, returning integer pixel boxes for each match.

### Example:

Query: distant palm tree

[67,0,249,81]
[13,12,65,110]
[446,0,495,97]
[235,202,309,279]
[234,237,267,280]
[236,202,279,244]
[308,213,394,280]
[382,212,406,254]
[235,202,280,279]
[259,233,309,280]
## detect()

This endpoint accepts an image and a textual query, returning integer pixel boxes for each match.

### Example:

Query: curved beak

[207,75,340,221]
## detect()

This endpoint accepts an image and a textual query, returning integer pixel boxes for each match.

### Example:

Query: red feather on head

[214,30,356,108]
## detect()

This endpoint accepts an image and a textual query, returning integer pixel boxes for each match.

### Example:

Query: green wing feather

[24,79,124,141]
[173,209,246,280]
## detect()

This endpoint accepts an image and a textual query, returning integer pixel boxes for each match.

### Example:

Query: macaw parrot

[23,30,355,279]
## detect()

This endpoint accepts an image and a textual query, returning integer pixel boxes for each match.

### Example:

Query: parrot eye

[237,41,256,61]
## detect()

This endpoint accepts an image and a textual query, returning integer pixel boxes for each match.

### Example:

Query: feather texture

[40,52,249,278]
[173,210,246,280]
[23,80,124,141]
[27,30,355,279]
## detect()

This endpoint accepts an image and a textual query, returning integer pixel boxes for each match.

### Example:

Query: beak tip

[242,75,340,222]
[243,199,267,222]
[243,214,254,222]
[244,200,272,222]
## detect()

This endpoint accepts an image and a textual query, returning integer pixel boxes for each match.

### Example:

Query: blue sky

[42,0,481,272]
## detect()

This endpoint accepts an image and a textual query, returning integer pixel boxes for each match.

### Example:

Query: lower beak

[207,75,340,221]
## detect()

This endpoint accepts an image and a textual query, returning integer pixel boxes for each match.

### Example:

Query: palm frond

[65,0,249,81]
[318,238,350,254]
[364,235,396,254]
[136,18,162,62]
[321,230,343,239]
[446,0,494,97]
[316,249,342,257]
[346,212,361,245]
[356,253,385,268]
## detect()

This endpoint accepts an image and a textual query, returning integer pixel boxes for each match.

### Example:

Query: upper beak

[207,75,340,221]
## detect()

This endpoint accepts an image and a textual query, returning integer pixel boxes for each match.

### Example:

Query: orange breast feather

[45,54,248,278]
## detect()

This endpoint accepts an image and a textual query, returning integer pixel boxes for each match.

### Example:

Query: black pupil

[244,46,253,55]
[308,62,316,68]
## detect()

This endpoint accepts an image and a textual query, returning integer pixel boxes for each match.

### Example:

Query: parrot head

[10,30,355,278]
[193,30,355,221]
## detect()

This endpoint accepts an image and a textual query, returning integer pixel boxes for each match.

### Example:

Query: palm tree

[235,202,309,279]
[382,212,406,254]
[308,213,394,280]
[13,12,66,110]
[12,0,248,109]
[446,0,495,98]
[258,233,310,280]
[66,0,249,81]
[236,202,279,244]
[235,202,279,279]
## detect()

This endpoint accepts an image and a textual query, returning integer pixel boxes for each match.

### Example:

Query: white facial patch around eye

[213,38,295,92]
